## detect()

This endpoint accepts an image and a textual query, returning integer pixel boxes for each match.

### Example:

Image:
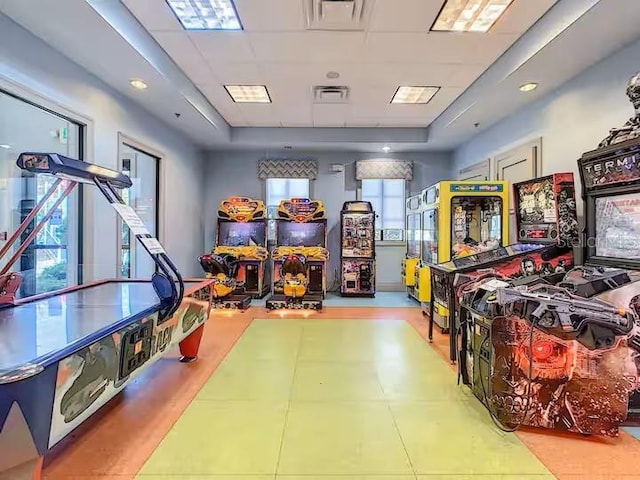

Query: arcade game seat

[198,252,251,309]
[281,254,308,298]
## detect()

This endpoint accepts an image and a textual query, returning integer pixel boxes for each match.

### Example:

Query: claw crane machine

[414,181,509,323]
[403,193,423,300]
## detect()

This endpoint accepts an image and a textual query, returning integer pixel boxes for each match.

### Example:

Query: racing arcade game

[429,173,577,362]
[454,74,640,437]
[340,201,375,297]
[199,196,269,309]
[0,153,213,479]
[402,194,422,300]
[414,181,509,325]
[266,198,329,310]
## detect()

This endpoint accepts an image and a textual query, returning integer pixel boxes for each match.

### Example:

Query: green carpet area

[137,319,554,479]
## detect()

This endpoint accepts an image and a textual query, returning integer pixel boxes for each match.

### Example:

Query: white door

[458,159,490,181]
[494,138,541,243]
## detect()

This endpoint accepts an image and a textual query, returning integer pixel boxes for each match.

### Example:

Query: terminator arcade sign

[581,150,640,188]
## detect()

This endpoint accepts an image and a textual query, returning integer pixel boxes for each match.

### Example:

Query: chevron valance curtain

[258,160,318,179]
[355,159,413,180]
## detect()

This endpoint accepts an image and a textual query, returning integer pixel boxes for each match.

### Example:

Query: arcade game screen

[277,222,326,247]
[595,192,640,259]
[218,222,266,247]
[451,196,502,258]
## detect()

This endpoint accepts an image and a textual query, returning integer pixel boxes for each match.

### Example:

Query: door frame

[116,133,163,278]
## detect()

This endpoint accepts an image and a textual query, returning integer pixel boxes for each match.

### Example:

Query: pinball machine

[402,194,422,300]
[454,74,640,436]
[266,198,329,310]
[413,181,509,321]
[198,196,269,309]
[429,173,577,362]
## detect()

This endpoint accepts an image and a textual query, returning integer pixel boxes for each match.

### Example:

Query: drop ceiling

[122,0,556,128]
[1,0,640,151]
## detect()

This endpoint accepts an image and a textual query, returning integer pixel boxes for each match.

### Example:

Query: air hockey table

[0,153,213,480]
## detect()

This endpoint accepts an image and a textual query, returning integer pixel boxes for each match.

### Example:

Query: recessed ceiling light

[0,144,10,149]
[431,0,514,33]
[224,85,271,103]
[326,71,340,79]
[382,145,391,153]
[391,86,440,104]
[129,79,148,90]
[166,0,242,30]
[519,82,538,92]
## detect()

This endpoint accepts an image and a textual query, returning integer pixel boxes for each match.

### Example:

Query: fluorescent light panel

[432,0,514,33]
[391,86,440,104]
[225,85,271,103]
[166,0,242,30]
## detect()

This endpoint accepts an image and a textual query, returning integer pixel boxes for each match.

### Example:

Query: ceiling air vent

[304,0,372,31]
[313,85,350,104]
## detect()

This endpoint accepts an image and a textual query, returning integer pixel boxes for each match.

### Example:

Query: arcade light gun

[495,285,633,349]
[213,245,269,261]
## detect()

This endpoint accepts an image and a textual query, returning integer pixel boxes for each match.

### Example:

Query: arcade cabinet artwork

[413,181,509,323]
[403,194,422,300]
[0,153,213,480]
[340,201,376,297]
[199,196,269,309]
[455,73,640,437]
[266,198,329,310]
[429,174,577,362]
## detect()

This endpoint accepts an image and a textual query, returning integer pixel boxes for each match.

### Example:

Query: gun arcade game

[429,173,577,362]
[454,76,640,437]
[414,181,509,322]
[340,201,375,296]
[266,198,329,310]
[0,153,213,479]
[402,194,422,300]
[199,196,269,309]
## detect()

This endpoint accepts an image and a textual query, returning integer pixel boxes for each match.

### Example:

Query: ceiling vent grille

[313,85,350,104]
[304,0,372,31]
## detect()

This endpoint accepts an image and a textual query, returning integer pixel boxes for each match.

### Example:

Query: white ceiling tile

[368,0,443,32]
[492,0,558,35]
[123,0,183,32]
[275,104,313,125]
[189,31,256,63]
[208,62,264,84]
[313,104,349,127]
[248,32,366,63]
[234,0,306,31]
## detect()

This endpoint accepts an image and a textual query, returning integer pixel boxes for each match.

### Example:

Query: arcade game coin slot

[266,198,329,310]
[340,201,376,297]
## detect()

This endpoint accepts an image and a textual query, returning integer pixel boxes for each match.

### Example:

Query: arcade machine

[413,180,509,322]
[429,173,577,362]
[266,198,329,310]
[455,73,640,437]
[402,194,422,300]
[198,196,269,309]
[0,153,213,479]
[340,201,376,297]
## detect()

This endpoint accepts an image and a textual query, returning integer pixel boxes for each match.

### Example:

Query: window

[0,89,83,298]
[118,140,160,279]
[361,178,405,241]
[265,178,310,241]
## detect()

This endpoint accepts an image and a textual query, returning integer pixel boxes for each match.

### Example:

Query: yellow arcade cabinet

[414,181,509,324]
[198,196,269,309]
[266,198,329,310]
[402,193,422,299]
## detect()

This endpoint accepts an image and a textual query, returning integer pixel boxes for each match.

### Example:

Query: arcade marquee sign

[581,151,640,188]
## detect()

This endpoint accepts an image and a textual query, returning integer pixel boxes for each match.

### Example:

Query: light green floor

[137,319,554,479]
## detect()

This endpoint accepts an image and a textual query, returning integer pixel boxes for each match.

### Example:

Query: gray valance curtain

[355,159,413,180]
[257,160,318,179]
